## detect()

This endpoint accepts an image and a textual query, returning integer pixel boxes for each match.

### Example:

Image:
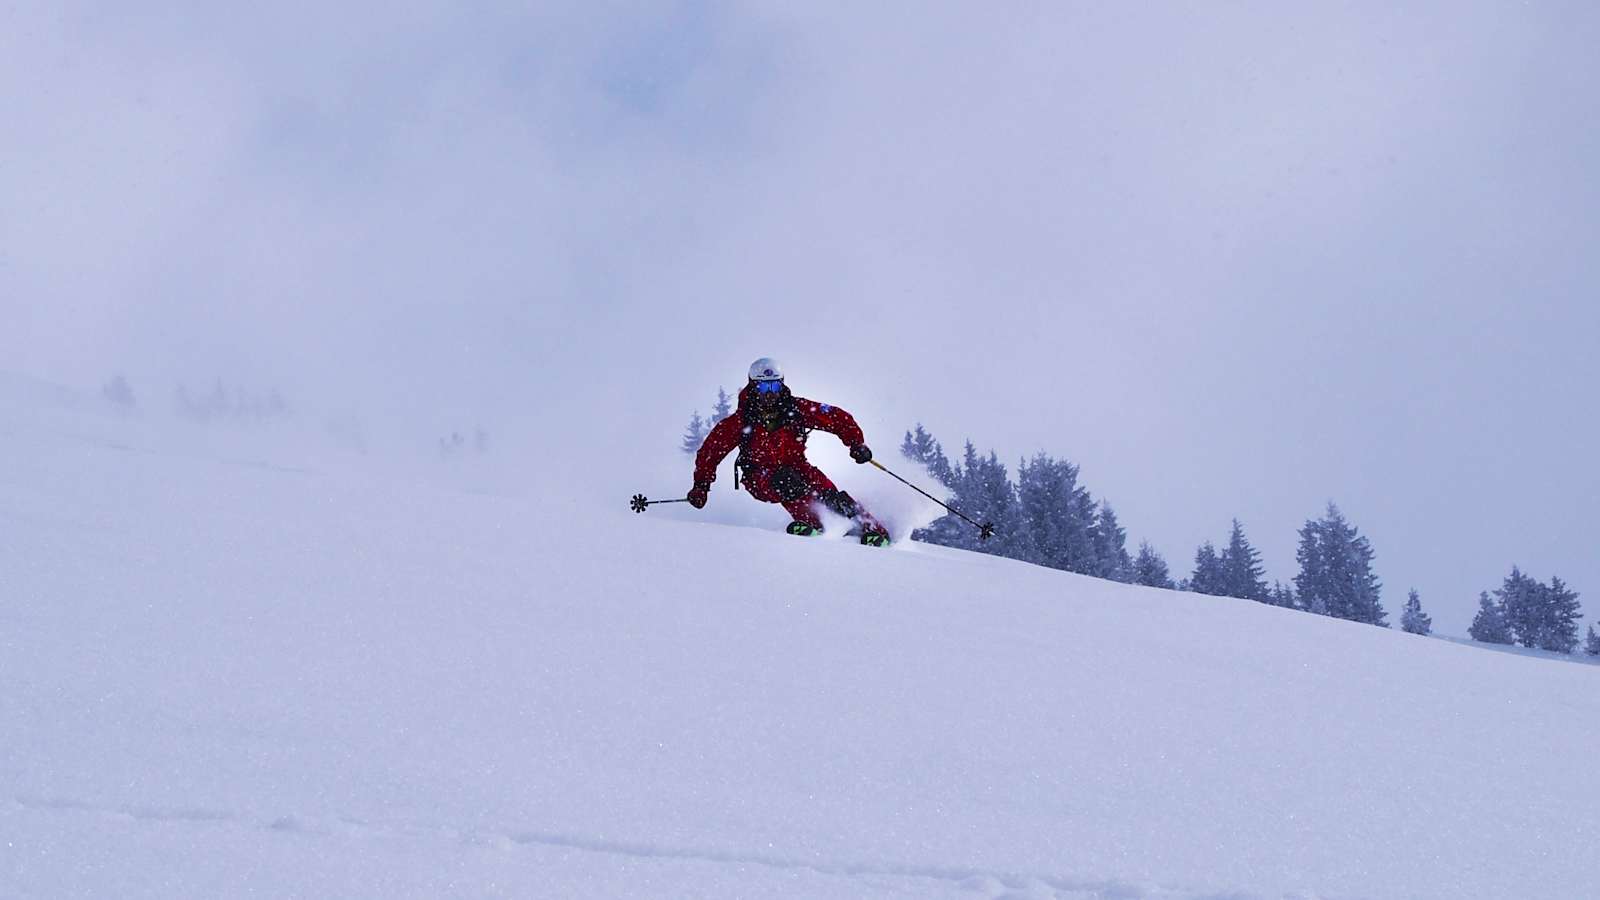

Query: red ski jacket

[693,385,865,486]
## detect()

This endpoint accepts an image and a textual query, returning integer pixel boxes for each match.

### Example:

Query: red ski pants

[742,463,877,529]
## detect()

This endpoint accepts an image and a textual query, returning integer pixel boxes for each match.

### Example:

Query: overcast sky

[5,2,1597,634]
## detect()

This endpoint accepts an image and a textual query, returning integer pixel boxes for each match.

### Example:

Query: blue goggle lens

[755,380,784,394]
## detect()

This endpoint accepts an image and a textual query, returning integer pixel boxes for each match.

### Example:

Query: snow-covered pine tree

[1293,515,1326,612]
[1066,482,1100,575]
[925,441,956,488]
[952,450,1022,560]
[1219,519,1268,602]
[1496,567,1543,649]
[1468,591,1513,645]
[1268,581,1297,608]
[950,441,985,552]
[1190,542,1225,596]
[908,459,962,546]
[1400,588,1432,635]
[1294,503,1387,626]
[915,442,978,549]
[1341,510,1389,626]
[899,424,957,488]
[901,430,923,463]
[1014,453,1096,573]
[1091,502,1133,583]
[901,424,936,464]
[681,411,707,454]
[1015,453,1069,569]
[709,388,733,427]
[1586,623,1600,656]
[1537,576,1581,654]
[984,451,1026,561]
[1132,541,1174,589]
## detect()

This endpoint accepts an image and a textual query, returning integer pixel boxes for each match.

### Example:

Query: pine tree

[1468,591,1513,645]
[900,424,956,488]
[1497,567,1543,648]
[925,441,956,488]
[1190,542,1225,596]
[1091,502,1133,582]
[901,424,936,464]
[900,430,923,463]
[1132,542,1174,589]
[1400,589,1432,635]
[1218,519,1268,602]
[709,388,733,427]
[1014,453,1069,568]
[1014,452,1096,573]
[1293,514,1326,612]
[681,411,707,454]
[1585,624,1600,656]
[1537,576,1582,654]
[915,442,980,549]
[1294,503,1387,626]
[1268,581,1297,608]
[1066,482,1100,574]
[920,443,1021,557]
[969,451,1023,560]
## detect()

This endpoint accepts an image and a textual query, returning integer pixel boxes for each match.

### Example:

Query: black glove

[850,444,873,464]
[687,482,710,508]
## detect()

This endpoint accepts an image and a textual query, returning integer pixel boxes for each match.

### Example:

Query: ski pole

[867,460,995,541]
[630,493,691,514]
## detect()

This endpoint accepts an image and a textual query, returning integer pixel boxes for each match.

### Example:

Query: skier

[688,358,890,546]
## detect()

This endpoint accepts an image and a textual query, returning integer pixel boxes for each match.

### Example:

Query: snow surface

[3,380,1598,899]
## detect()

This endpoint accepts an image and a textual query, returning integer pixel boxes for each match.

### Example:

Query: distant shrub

[102,375,136,408]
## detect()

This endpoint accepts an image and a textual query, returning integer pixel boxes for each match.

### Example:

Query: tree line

[894,422,1593,654]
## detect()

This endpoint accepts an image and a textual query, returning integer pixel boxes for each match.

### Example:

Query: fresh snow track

[2,388,1597,899]
[6,794,1237,899]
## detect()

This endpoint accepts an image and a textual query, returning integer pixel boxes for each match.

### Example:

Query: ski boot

[859,526,891,547]
[847,509,891,547]
[786,521,822,537]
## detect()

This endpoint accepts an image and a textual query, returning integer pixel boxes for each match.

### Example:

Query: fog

[5,2,1597,633]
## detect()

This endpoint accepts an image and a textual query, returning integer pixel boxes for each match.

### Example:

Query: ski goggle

[753,380,785,395]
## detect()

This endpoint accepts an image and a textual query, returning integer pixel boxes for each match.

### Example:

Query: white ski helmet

[747,357,784,383]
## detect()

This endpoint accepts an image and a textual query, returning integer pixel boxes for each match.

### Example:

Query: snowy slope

[3,385,1598,900]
